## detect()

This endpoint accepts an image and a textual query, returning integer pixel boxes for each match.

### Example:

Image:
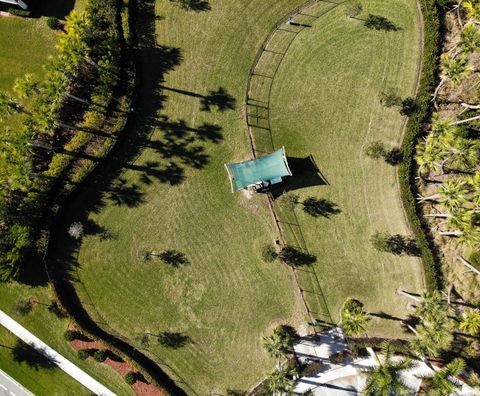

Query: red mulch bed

[70,339,165,396]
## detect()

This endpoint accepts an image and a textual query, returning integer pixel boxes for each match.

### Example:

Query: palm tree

[262,333,289,370]
[267,370,294,396]
[361,341,414,396]
[340,298,370,336]
[459,23,480,53]
[463,0,480,23]
[432,54,472,103]
[458,309,480,335]
[418,358,466,396]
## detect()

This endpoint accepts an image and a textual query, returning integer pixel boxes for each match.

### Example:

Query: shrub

[345,3,362,18]
[384,148,403,165]
[379,90,402,107]
[300,360,322,377]
[400,97,418,116]
[64,330,80,342]
[47,17,61,30]
[77,349,90,360]
[261,245,278,262]
[8,8,31,17]
[68,222,84,240]
[124,371,137,385]
[93,349,107,362]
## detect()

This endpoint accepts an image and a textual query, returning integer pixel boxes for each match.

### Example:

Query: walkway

[0,368,33,396]
[0,310,115,396]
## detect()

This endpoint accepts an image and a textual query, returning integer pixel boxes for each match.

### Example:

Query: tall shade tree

[340,298,370,336]
[361,341,414,396]
[418,358,466,396]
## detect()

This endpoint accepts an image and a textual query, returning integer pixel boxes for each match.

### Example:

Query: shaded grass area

[0,325,90,395]
[0,285,134,395]
[48,0,307,394]
[268,0,425,335]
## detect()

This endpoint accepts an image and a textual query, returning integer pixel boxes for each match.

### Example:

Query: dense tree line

[0,0,124,281]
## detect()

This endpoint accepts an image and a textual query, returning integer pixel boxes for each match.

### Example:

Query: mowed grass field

[0,17,56,91]
[268,0,425,334]
[51,0,308,394]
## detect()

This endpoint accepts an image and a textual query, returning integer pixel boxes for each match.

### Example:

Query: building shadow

[271,155,328,199]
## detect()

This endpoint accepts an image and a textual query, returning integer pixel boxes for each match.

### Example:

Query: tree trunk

[417,193,441,203]
[457,255,480,276]
[460,102,480,110]
[424,213,451,218]
[432,77,447,105]
[439,231,463,236]
[66,93,90,105]
[452,114,480,125]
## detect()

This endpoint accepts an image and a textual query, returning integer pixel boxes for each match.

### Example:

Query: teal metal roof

[225,147,292,192]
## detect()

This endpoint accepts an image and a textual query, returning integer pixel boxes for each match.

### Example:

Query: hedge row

[399,0,442,292]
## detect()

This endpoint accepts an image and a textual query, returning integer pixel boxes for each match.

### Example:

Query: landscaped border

[43,0,186,394]
[398,0,442,292]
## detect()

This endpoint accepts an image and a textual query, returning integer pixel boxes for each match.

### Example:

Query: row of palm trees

[416,2,480,254]
[339,293,480,394]
[0,5,122,280]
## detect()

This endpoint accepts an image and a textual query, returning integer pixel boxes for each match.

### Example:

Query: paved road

[0,368,33,396]
[0,310,116,396]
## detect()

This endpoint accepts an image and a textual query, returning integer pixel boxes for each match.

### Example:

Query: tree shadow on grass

[11,340,57,370]
[169,0,211,12]
[157,332,191,349]
[302,197,341,218]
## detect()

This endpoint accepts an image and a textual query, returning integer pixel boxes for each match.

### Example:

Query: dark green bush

[93,349,107,362]
[8,8,31,17]
[124,371,137,385]
[47,16,61,30]
[398,0,441,291]
[64,330,80,342]
[77,349,90,360]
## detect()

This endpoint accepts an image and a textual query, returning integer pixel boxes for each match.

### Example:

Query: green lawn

[267,0,425,333]
[0,17,56,91]
[0,325,90,395]
[47,0,425,394]
[0,285,134,395]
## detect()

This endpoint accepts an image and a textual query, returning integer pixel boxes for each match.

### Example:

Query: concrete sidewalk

[0,368,34,396]
[0,310,115,396]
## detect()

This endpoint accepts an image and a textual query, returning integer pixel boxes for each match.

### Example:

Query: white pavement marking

[0,310,116,396]
[0,368,34,396]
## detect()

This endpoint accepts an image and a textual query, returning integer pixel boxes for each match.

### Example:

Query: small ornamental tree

[93,349,107,362]
[68,222,84,240]
[47,17,61,30]
[341,298,370,336]
[124,371,137,385]
[64,330,78,341]
[77,349,90,360]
